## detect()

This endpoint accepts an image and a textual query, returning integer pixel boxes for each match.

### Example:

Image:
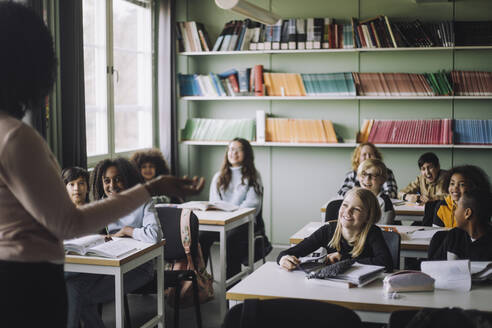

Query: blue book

[217,69,238,79]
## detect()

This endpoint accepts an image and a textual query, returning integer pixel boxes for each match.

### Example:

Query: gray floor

[101,244,285,328]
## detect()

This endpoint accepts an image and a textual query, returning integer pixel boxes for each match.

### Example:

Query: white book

[64,235,137,258]
[256,110,266,143]
[421,260,471,291]
[179,201,239,212]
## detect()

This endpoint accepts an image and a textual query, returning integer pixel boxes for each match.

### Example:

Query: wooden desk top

[227,262,492,313]
[192,207,255,226]
[321,200,424,216]
[289,222,443,251]
[65,239,166,267]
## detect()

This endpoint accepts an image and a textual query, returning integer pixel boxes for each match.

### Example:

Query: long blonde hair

[328,188,381,257]
[351,142,383,172]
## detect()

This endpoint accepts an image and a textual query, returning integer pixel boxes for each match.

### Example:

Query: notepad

[64,235,137,258]
[421,260,471,291]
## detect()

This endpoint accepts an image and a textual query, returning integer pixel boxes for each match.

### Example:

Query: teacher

[0,3,203,327]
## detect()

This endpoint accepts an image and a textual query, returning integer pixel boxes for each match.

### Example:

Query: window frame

[85,0,159,167]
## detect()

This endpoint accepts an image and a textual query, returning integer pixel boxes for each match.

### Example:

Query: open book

[64,235,137,259]
[178,201,239,212]
[471,261,492,282]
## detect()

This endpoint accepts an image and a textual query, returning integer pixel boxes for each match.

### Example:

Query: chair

[325,198,343,222]
[427,230,449,260]
[411,200,440,227]
[127,207,203,328]
[388,308,492,328]
[382,230,401,271]
[222,298,363,328]
[207,206,273,277]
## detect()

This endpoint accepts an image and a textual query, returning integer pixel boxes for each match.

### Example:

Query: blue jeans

[65,261,154,328]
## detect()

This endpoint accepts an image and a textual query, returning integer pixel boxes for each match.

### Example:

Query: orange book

[254,65,264,96]
[323,120,338,143]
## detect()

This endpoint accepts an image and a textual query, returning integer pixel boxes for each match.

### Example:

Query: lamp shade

[215,0,281,25]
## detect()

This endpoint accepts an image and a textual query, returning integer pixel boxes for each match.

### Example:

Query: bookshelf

[176,0,492,245]
[179,45,492,56]
[181,96,492,100]
[182,140,492,149]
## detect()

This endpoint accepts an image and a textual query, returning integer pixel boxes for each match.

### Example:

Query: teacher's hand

[145,175,205,198]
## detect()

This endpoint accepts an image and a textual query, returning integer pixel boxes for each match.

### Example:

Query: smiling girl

[338,142,398,199]
[199,138,263,280]
[357,159,395,225]
[278,188,393,272]
[433,165,491,228]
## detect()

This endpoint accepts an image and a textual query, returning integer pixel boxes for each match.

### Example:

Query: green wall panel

[176,0,492,244]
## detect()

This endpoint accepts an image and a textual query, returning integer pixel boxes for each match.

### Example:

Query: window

[83,0,154,162]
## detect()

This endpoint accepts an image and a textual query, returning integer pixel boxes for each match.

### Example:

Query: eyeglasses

[360,172,381,180]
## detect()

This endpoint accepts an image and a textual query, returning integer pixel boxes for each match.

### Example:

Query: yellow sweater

[435,195,456,228]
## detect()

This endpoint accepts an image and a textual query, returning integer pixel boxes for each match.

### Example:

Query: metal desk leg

[157,247,165,328]
[248,214,254,274]
[115,270,124,328]
[219,227,227,319]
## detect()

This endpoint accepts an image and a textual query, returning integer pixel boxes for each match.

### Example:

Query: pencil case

[383,270,434,293]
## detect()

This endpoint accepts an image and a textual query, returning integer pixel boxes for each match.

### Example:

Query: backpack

[166,209,214,308]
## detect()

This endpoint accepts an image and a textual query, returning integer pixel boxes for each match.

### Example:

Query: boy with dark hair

[432,190,492,261]
[398,152,447,204]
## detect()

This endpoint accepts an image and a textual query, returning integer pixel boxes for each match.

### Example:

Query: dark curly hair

[216,138,262,197]
[443,165,491,195]
[61,167,90,203]
[130,148,170,179]
[91,158,143,200]
[0,2,56,119]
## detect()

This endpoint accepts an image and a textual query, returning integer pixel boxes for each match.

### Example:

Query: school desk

[65,239,166,328]
[227,262,492,324]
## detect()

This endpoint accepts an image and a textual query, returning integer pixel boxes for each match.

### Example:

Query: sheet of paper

[421,260,471,291]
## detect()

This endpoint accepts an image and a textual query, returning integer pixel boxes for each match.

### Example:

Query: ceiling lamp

[215,0,281,25]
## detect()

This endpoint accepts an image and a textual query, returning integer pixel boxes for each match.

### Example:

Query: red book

[228,74,240,93]
[254,65,264,96]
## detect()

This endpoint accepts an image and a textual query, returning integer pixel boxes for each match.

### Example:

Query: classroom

[0,0,492,327]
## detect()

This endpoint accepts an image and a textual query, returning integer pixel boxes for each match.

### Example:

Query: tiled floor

[100,244,285,328]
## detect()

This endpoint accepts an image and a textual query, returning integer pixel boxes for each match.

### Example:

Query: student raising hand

[145,175,205,198]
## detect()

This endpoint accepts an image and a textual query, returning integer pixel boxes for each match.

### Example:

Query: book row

[182,117,492,145]
[177,18,492,53]
[181,116,337,143]
[181,116,492,145]
[178,70,492,97]
[454,120,492,145]
[359,119,453,145]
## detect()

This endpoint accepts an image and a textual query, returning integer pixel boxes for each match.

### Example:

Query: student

[131,148,173,203]
[432,190,492,261]
[199,138,263,280]
[62,167,90,206]
[338,142,398,199]
[357,159,396,225]
[398,152,447,204]
[66,158,162,328]
[433,165,491,228]
[278,188,393,272]
[0,3,203,326]
[130,148,171,182]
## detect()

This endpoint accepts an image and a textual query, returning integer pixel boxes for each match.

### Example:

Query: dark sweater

[440,226,492,261]
[277,221,393,271]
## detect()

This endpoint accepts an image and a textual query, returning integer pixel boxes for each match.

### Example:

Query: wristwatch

[402,193,407,201]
